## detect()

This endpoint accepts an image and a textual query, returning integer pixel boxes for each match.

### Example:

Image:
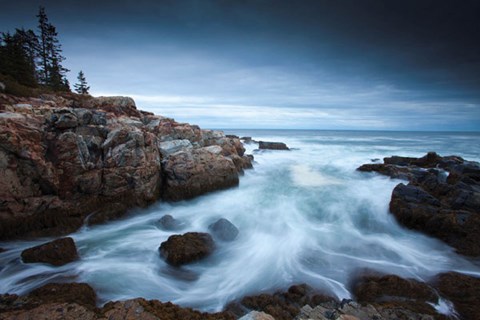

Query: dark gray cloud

[1,0,479,130]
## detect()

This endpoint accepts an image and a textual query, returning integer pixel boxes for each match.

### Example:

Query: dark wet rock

[0,283,96,318]
[359,152,480,256]
[229,284,337,320]
[21,237,79,266]
[347,274,450,320]
[158,214,184,231]
[29,283,97,307]
[353,274,437,304]
[101,298,234,320]
[159,232,214,266]
[382,152,443,168]
[433,272,480,320]
[390,181,480,256]
[208,218,239,241]
[241,136,253,143]
[0,282,233,320]
[357,163,427,181]
[258,141,289,150]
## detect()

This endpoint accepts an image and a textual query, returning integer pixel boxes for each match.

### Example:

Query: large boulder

[162,147,239,201]
[21,237,79,266]
[159,232,214,266]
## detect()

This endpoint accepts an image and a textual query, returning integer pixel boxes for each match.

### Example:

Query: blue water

[1,130,479,312]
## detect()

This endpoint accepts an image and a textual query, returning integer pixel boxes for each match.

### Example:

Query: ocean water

[1,130,480,312]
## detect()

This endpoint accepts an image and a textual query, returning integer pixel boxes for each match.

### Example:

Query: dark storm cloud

[1,0,479,130]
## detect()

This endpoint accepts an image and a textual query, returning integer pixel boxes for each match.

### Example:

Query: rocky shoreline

[1,271,479,319]
[0,93,252,240]
[1,94,480,319]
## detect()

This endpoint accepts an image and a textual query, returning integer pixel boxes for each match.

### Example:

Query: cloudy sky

[1,0,479,130]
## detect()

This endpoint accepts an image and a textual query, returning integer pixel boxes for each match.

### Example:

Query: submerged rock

[208,218,239,241]
[21,237,79,266]
[258,141,289,150]
[159,232,214,266]
[158,214,184,231]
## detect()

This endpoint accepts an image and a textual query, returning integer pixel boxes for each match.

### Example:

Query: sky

[1,0,480,131]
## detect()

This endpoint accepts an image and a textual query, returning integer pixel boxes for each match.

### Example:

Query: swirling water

[1,130,480,312]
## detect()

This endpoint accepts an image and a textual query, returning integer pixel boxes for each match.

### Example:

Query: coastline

[1,93,480,319]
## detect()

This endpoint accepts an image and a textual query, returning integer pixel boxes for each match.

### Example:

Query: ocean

[1,130,480,312]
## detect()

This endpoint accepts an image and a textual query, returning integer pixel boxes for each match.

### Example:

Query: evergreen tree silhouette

[74,70,90,94]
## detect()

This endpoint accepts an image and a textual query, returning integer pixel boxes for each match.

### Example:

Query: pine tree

[36,6,69,91]
[74,70,90,94]
[0,29,38,87]
[37,6,49,84]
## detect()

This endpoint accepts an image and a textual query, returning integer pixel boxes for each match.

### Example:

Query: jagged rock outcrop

[0,93,252,240]
[358,152,480,256]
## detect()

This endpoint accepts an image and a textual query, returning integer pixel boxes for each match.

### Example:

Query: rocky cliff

[0,93,252,239]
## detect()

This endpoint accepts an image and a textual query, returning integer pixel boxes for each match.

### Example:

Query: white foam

[290,164,342,187]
